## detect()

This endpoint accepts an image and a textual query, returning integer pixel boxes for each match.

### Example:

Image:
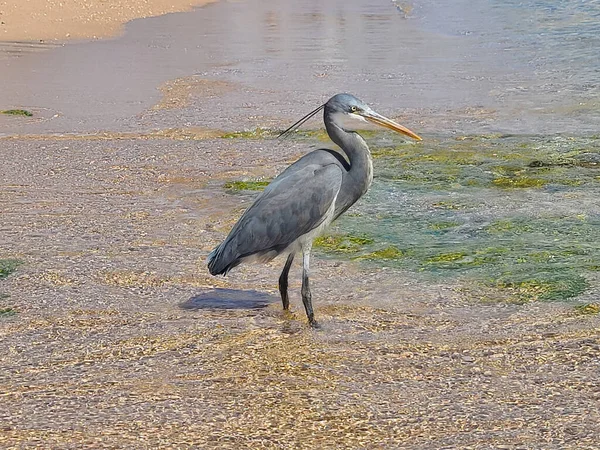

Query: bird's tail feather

[207,244,227,275]
[207,243,240,276]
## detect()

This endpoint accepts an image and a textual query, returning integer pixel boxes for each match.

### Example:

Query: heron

[208,93,421,327]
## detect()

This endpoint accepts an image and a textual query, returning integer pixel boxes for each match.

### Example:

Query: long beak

[360,110,422,141]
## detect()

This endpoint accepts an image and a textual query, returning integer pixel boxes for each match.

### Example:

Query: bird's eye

[351,106,358,112]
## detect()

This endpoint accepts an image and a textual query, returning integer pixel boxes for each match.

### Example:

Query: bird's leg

[278,253,295,310]
[301,244,319,328]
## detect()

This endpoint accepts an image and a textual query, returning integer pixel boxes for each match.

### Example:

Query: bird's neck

[324,115,373,216]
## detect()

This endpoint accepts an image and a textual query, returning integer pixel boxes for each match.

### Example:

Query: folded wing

[208,161,343,275]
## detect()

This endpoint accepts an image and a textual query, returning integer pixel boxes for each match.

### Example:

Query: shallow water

[1,0,599,301]
[0,0,598,134]
[312,132,600,302]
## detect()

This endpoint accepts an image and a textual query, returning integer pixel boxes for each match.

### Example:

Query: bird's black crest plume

[278,104,325,139]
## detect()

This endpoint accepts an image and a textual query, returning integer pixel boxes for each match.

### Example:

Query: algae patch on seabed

[354,246,410,261]
[313,234,374,254]
[223,180,271,191]
[374,134,600,190]
[313,134,600,303]
[0,259,21,317]
[2,109,33,117]
[220,128,278,139]
[0,307,17,318]
[425,252,467,265]
[491,176,547,189]
[313,233,412,261]
[491,273,590,303]
[0,259,22,279]
[220,128,334,141]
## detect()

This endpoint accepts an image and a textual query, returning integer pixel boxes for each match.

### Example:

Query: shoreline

[0,0,217,42]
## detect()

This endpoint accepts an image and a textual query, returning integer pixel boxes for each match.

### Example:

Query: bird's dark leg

[301,244,319,328]
[278,253,295,310]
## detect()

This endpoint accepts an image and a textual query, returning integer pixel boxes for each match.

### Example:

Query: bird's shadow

[179,288,279,310]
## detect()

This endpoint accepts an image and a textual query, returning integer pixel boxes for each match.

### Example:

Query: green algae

[313,234,374,254]
[220,128,276,139]
[223,180,271,191]
[2,109,32,117]
[491,176,547,189]
[353,246,409,261]
[0,259,20,308]
[426,252,467,264]
[220,127,338,141]
[313,233,410,261]
[372,134,600,191]
[484,219,533,235]
[314,134,600,303]
[0,307,16,318]
[0,259,21,279]
[492,274,589,302]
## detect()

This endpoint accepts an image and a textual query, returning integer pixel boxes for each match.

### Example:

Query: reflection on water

[0,0,598,134]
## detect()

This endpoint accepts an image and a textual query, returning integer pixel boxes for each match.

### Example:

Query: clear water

[1,0,598,301]
[316,132,600,302]
[1,0,599,134]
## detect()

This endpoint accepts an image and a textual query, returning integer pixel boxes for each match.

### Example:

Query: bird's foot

[309,319,321,329]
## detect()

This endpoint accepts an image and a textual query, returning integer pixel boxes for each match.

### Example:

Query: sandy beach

[0,0,216,41]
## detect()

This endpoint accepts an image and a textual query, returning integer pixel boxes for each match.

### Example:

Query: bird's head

[325,93,422,141]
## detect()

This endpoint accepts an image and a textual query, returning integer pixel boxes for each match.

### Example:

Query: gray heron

[208,93,421,327]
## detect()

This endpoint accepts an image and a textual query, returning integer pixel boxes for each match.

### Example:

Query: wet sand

[0,0,217,41]
[1,0,600,448]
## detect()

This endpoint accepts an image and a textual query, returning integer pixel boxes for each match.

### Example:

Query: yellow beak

[361,110,422,141]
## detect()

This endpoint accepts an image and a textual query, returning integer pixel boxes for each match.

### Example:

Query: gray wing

[208,155,343,275]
